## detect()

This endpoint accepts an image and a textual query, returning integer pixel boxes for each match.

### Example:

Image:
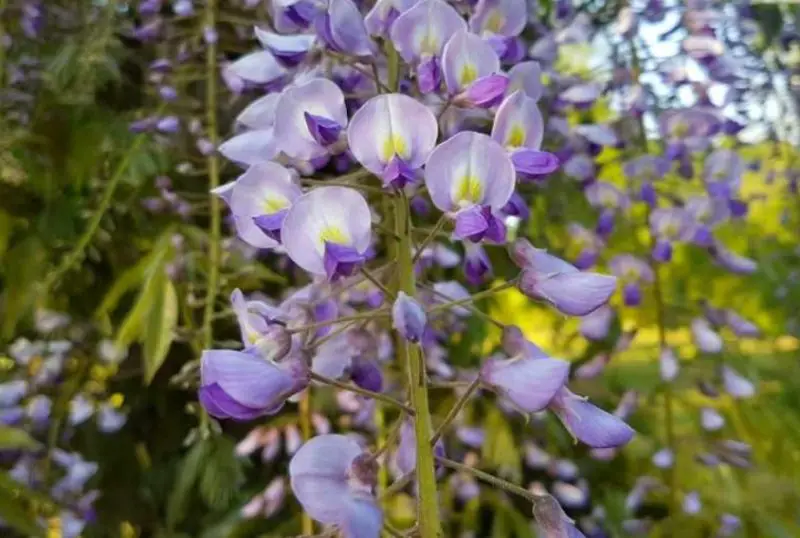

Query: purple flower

[480,350,570,413]
[198,349,309,420]
[364,0,419,37]
[289,435,382,538]
[442,30,502,97]
[392,292,427,343]
[649,208,691,262]
[463,243,492,284]
[394,420,445,476]
[456,73,510,108]
[683,491,702,515]
[506,61,543,101]
[724,310,760,338]
[236,93,281,129]
[274,78,348,161]
[531,493,587,538]
[491,91,558,178]
[347,94,438,189]
[255,27,316,67]
[390,0,466,65]
[560,82,602,108]
[652,447,674,469]
[281,187,372,280]
[230,289,287,350]
[691,317,723,353]
[0,380,27,407]
[709,241,757,274]
[228,162,302,248]
[549,388,635,448]
[609,255,653,307]
[722,365,755,399]
[512,240,617,317]
[585,182,629,237]
[315,0,374,57]
[424,131,515,242]
[659,346,679,382]
[469,0,526,37]
[223,50,288,88]
[701,407,725,431]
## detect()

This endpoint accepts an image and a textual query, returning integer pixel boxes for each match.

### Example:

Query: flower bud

[392,292,427,343]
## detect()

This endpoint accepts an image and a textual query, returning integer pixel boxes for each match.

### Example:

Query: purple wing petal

[531,272,617,316]
[481,356,570,412]
[553,393,635,448]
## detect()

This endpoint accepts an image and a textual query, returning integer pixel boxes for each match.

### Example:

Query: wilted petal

[347,93,438,181]
[550,389,635,448]
[390,0,466,63]
[424,131,515,213]
[480,355,570,412]
[281,187,372,276]
[442,30,501,94]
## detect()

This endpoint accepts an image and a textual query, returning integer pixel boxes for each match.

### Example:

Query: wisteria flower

[609,254,653,306]
[549,388,635,448]
[691,317,723,353]
[254,27,316,67]
[585,182,630,237]
[364,0,419,37]
[722,365,755,398]
[580,305,613,341]
[347,93,438,188]
[281,187,372,279]
[289,434,382,538]
[315,0,374,57]
[649,207,691,262]
[442,30,508,107]
[273,78,348,161]
[424,131,515,242]
[512,239,617,316]
[198,349,309,420]
[228,162,303,248]
[390,0,466,93]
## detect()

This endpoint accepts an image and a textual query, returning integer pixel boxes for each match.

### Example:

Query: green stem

[360,267,396,300]
[434,457,540,504]
[310,372,414,415]
[289,308,391,334]
[299,390,314,534]
[394,194,442,537]
[424,280,516,314]
[430,376,480,446]
[411,214,448,265]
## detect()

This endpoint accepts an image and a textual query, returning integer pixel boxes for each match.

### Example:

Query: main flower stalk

[394,193,442,537]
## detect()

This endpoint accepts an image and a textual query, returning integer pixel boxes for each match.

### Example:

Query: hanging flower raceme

[609,254,654,306]
[289,435,382,538]
[347,93,438,189]
[281,186,373,280]
[491,90,559,179]
[511,239,617,316]
[442,29,509,108]
[198,348,309,421]
[390,0,466,94]
[425,131,515,242]
[225,162,303,248]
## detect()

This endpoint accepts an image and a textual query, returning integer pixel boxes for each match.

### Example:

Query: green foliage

[0,426,42,451]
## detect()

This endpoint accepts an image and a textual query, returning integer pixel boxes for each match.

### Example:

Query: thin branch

[411,214,449,265]
[310,372,415,415]
[435,456,541,504]
[289,308,391,335]
[430,376,481,445]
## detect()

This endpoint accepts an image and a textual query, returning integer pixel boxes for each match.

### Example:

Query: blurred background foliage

[0,0,799,537]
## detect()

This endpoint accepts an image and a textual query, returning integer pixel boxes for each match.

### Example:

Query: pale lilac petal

[711,242,757,274]
[580,305,613,341]
[509,240,577,273]
[701,407,724,431]
[524,271,617,316]
[289,434,362,524]
[480,356,570,412]
[691,317,723,353]
[255,27,316,58]
[218,129,279,167]
[659,347,679,382]
[506,61,542,101]
[574,124,618,146]
[281,187,372,275]
[424,131,515,212]
[722,365,755,398]
[432,281,471,316]
[321,0,373,56]
[347,93,438,175]
[491,90,544,150]
[236,93,281,129]
[390,0,466,63]
[225,50,287,85]
[312,332,355,378]
[364,0,419,37]
[342,496,383,538]
[551,389,635,448]
[442,30,501,94]
[469,0,526,37]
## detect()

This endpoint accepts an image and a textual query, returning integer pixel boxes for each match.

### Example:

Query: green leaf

[1,237,46,339]
[166,439,213,530]
[142,275,178,384]
[0,484,43,537]
[199,436,244,511]
[0,426,42,451]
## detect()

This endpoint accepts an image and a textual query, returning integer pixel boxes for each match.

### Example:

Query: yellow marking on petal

[673,121,689,138]
[320,225,348,245]
[420,32,439,55]
[381,134,409,161]
[110,393,125,408]
[455,175,484,205]
[505,123,526,148]
[459,63,478,87]
[262,195,289,214]
[485,10,505,34]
